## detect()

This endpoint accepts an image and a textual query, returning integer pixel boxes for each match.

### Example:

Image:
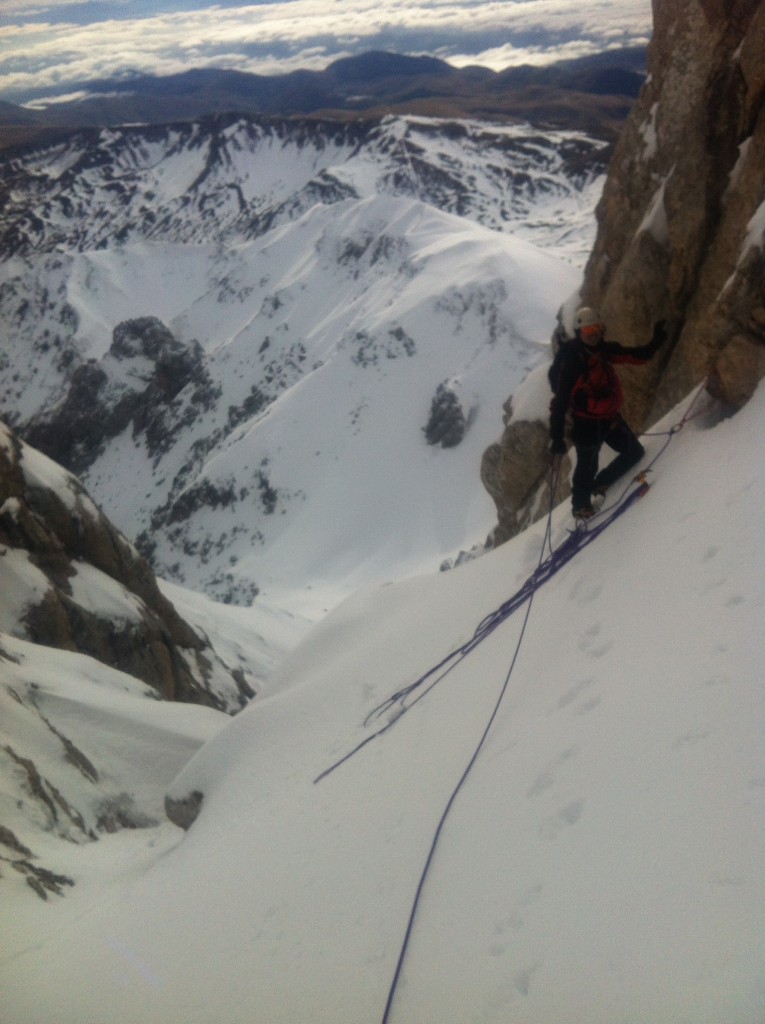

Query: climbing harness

[315,378,709,1024]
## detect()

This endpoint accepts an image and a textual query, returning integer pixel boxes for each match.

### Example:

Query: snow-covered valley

[0,115,603,609]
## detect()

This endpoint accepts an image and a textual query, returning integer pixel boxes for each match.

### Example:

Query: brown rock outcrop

[483,0,765,542]
[481,393,571,546]
[164,790,204,831]
[585,0,765,422]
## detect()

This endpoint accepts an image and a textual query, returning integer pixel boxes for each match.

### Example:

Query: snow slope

[2,382,762,1023]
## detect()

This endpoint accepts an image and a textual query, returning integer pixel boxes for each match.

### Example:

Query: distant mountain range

[0,48,646,150]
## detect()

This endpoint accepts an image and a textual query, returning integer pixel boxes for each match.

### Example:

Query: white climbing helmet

[573,306,604,333]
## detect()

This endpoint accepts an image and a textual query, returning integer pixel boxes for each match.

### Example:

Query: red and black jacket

[549,336,659,447]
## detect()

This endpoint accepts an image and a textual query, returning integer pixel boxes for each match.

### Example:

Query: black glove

[549,438,566,456]
[650,319,668,349]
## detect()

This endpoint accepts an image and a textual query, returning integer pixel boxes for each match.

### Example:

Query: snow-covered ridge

[0,114,607,256]
[1,114,602,610]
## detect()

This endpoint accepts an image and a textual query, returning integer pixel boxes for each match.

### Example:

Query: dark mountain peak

[497,46,646,97]
[326,51,455,83]
[0,100,43,126]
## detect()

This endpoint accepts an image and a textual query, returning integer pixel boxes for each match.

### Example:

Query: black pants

[570,415,644,510]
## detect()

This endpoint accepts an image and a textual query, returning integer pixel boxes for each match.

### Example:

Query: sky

[0,0,653,103]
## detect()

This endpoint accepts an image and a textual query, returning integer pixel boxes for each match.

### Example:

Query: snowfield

[2,380,763,1024]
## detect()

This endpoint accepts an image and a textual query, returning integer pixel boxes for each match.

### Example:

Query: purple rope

[377,473,648,1024]
[380,581,539,1024]
[356,382,705,1022]
[316,383,708,784]
[318,380,709,785]
[314,476,646,785]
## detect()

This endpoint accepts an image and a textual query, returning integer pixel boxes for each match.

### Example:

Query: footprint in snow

[574,695,602,715]
[569,579,603,604]
[513,962,540,997]
[556,675,596,710]
[578,625,613,659]
[538,799,585,840]
[702,544,719,562]
[526,747,578,798]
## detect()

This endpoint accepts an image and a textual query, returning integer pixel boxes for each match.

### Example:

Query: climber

[548,307,666,519]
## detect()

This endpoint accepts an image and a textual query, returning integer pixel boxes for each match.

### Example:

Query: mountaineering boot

[572,504,596,520]
[592,486,607,508]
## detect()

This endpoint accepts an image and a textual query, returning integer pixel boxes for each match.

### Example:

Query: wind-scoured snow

[1,382,762,1024]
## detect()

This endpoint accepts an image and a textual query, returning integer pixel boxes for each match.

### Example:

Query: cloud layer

[0,0,652,103]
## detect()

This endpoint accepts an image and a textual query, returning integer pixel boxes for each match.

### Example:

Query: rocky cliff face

[0,422,253,710]
[483,0,765,543]
[23,316,218,476]
[587,0,765,419]
[0,421,273,899]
